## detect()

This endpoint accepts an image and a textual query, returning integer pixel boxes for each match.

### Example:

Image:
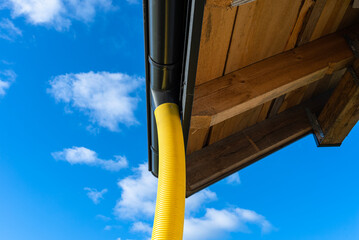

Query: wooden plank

[186,93,330,196]
[316,60,359,145]
[186,127,210,155]
[297,0,327,46]
[311,73,332,97]
[191,31,355,129]
[208,105,262,144]
[206,0,232,7]
[267,95,285,118]
[339,4,359,29]
[285,0,315,50]
[299,0,352,45]
[301,80,319,102]
[222,0,256,73]
[225,0,303,73]
[298,0,351,45]
[278,86,308,113]
[195,4,237,86]
[256,100,272,122]
[207,111,248,145]
[311,0,351,40]
[327,68,347,89]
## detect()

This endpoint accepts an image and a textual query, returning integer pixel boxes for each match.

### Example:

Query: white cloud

[185,189,217,216]
[114,162,274,239]
[84,187,108,204]
[114,163,157,219]
[131,221,152,234]
[114,163,218,220]
[226,172,241,185]
[235,208,274,233]
[66,0,113,22]
[54,146,97,164]
[52,146,128,171]
[48,71,143,131]
[96,214,111,221]
[0,18,22,41]
[184,208,273,240]
[0,69,16,96]
[8,0,63,25]
[5,0,113,30]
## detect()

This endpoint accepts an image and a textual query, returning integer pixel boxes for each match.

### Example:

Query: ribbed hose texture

[152,103,186,240]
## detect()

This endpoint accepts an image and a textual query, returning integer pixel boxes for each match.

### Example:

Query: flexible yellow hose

[151,103,186,240]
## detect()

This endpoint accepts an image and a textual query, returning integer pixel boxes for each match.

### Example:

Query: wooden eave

[184,0,359,196]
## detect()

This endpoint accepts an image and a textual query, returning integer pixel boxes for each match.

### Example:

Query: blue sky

[0,1,358,240]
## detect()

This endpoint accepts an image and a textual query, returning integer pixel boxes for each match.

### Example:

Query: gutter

[143,0,206,177]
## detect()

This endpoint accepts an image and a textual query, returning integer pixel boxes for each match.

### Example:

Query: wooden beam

[315,60,359,146]
[186,94,329,196]
[191,30,355,129]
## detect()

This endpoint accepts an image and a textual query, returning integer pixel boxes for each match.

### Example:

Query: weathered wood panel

[285,0,315,50]
[195,4,237,86]
[298,0,351,45]
[310,0,351,40]
[298,0,330,45]
[225,0,303,73]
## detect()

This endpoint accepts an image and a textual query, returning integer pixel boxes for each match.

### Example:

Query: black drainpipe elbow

[146,0,187,176]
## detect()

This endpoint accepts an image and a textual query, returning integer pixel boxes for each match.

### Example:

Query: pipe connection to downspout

[147,0,187,239]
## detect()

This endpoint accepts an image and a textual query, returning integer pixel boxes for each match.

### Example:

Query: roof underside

[185,0,359,196]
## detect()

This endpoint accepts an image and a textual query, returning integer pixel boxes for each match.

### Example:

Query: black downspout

[146,0,186,176]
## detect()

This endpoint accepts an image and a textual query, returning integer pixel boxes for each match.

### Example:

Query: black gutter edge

[142,0,153,174]
[181,0,206,147]
[142,0,153,172]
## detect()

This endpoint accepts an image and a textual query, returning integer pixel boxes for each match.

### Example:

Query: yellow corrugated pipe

[151,103,186,240]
